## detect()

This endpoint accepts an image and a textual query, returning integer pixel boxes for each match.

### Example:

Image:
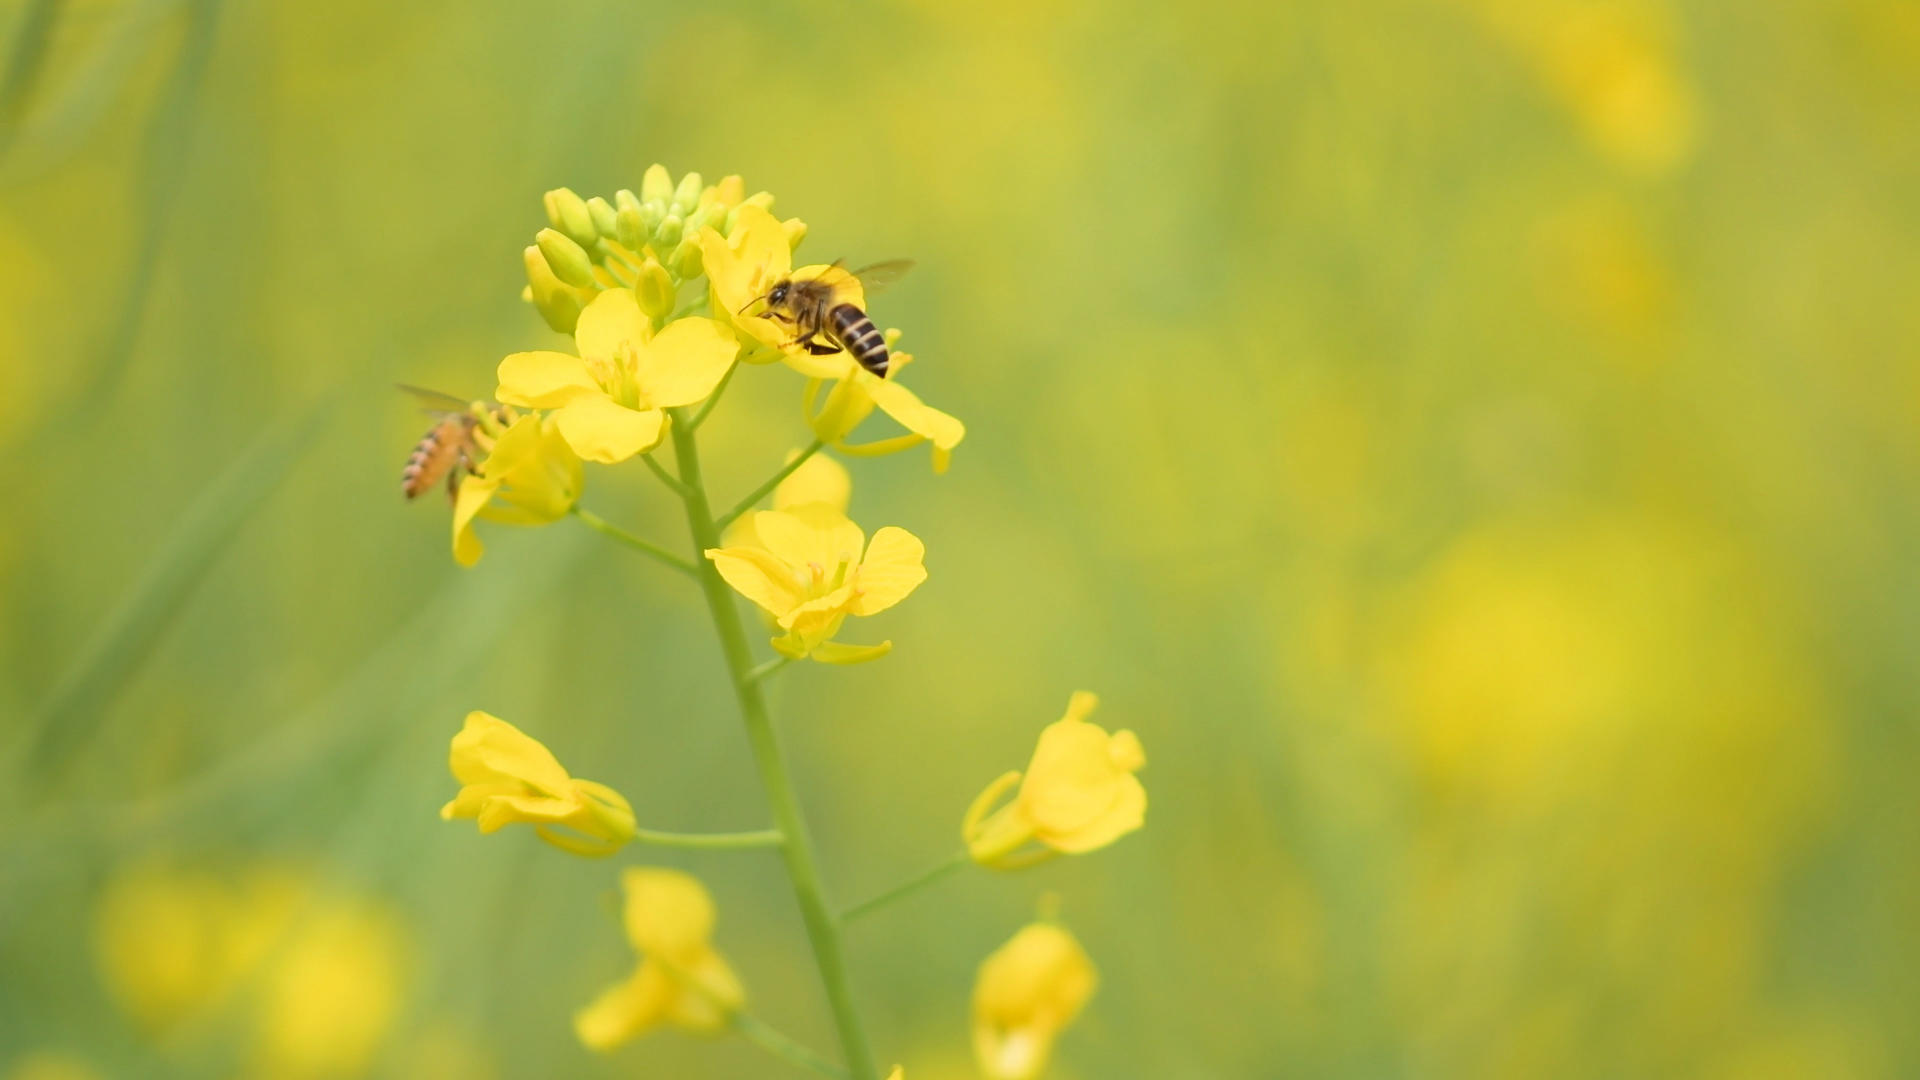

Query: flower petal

[553,397,667,464]
[1019,715,1138,839]
[849,526,927,616]
[451,476,497,567]
[755,505,865,574]
[575,288,649,359]
[496,351,597,409]
[574,965,672,1051]
[1037,774,1145,854]
[448,711,574,793]
[866,377,966,453]
[621,867,717,957]
[706,546,805,617]
[637,317,738,407]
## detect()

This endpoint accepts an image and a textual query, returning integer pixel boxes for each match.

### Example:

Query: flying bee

[396,386,509,501]
[747,259,914,377]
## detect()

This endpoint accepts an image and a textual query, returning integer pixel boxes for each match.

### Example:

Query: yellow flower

[451,412,582,568]
[807,340,967,473]
[439,711,636,856]
[249,895,409,1078]
[699,204,821,369]
[495,289,735,464]
[964,692,1147,868]
[705,506,927,664]
[575,868,745,1051]
[972,922,1098,1080]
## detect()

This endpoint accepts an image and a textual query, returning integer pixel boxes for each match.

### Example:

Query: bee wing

[852,259,915,295]
[396,383,475,416]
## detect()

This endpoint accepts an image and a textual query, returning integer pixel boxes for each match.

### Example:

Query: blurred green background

[3,0,1918,1077]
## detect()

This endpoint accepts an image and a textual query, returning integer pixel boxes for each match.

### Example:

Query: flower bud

[669,236,703,280]
[781,216,808,251]
[586,196,618,240]
[640,164,674,206]
[537,228,598,289]
[523,245,590,332]
[634,257,675,321]
[614,188,643,215]
[654,213,684,250]
[615,205,648,252]
[671,171,704,215]
[543,188,598,248]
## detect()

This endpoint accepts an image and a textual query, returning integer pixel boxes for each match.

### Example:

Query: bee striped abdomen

[829,303,889,377]
[401,416,468,500]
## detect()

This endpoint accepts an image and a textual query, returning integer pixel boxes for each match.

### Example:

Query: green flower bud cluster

[521,167,780,334]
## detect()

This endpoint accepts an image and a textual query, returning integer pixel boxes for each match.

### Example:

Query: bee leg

[805,339,843,356]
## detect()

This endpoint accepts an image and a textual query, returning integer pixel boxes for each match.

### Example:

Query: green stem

[746,655,796,684]
[716,439,826,531]
[734,1012,850,1080]
[839,851,968,923]
[632,827,783,850]
[688,359,740,430]
[641,452,692,496]
[669,410,879,1080]
[571,507,696,575]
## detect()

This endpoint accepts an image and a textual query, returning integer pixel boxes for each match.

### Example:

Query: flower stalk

[668,407,880,1080]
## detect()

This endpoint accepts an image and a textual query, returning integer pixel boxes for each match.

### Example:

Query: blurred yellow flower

[705,506,927,663]
[964,692,1147,868]
[575,868,746,1051]
[250,896,409,1078]
[972,922,1097,1080]
[440,711,636,856]
[496,289,735,464]
[451,412,582,568]
[808,339,967,474]
[94,861,304,1033]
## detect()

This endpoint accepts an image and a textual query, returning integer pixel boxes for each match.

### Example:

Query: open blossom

[575,868,745,1051]
[451,413,582,568]
[496,289,735,464]
[973,923,1097,1080]
[700,204,823,369]
[964,692,1147,868]
[705,505,927,664]
[439,712,636,856]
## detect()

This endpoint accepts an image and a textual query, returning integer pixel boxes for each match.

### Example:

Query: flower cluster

[409,166,1147,1080]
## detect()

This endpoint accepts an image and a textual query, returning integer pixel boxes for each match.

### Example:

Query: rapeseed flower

[575,868,745,1051]
[973,922,1097,1080]
[699,204,820,368]
[721,452,852,550]
[439,712,636,856]
[705,506,927,663]
[496,289,734,464]
[965,692,1147,868]
[451,412,582,568]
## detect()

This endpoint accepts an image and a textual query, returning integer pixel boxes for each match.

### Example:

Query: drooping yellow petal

[1020,718,1132,836]
[636,316,738,407]
[574,288,650,360]
[1039,774,1146,854]
[496,351,598,409]
[755,505,865,575]
[849,526,927,616]
[707,546,806,618]
[552,396,668,464]
[866,377,965,461]
[450,475,497,567]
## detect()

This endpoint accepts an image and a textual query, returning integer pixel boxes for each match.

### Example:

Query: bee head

[767,282,790,306]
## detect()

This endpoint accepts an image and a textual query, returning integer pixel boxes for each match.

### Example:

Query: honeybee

[747,259,914,377]
[397,386,508,500]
